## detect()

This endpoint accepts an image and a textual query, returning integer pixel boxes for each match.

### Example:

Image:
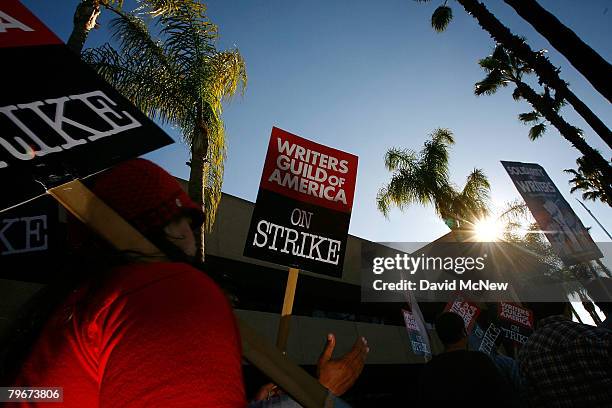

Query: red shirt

[10,262,246,407]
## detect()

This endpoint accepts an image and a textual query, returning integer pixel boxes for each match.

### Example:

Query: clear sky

[22,0,612,244]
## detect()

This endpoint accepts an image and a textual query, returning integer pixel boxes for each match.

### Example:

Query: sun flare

[473,217,504,241]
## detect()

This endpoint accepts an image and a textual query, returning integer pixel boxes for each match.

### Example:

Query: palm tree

[377,128,490,232]
[83,2,247,260]
[68,1,187,53]
[503,0,612,104]
[565,155,612,207]
[418,0,612,149]
[475,45,612,203]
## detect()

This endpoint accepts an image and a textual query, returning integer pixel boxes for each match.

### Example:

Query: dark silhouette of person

[520,301,612,407]
[417,312,512,408]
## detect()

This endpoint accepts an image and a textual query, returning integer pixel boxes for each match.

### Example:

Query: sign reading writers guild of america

[0,0,173,212]
[501,161,603,265]
[244,127,358,277]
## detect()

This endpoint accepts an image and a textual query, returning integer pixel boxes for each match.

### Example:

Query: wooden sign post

[276,267,300,352]
[244,127,359,353]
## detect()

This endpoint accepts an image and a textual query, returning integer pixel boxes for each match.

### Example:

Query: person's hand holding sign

[252,333,368,403]
[317,333,369,396]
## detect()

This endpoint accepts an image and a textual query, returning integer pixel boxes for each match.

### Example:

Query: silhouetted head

[524,302,569,323]
[435,312,467,351]
[73,158,205,260]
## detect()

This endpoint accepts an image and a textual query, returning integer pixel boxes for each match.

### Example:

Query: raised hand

[316,333,369,396]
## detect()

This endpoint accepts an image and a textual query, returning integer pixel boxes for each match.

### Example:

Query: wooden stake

[240,317,330,407]
[276,267,299,352]
[582,300,603,326]
[48,180,330,407]
[48,180,160,257]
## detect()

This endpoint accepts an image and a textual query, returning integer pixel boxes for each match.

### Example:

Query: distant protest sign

[402,309,431,357]
[468,323,486,350]
[444,297,481,333]
[501,161,602,265]
[497,302,534,345]
[478,322,502,356]
[244,127,358,277]
[403,291,431,358]
[0,0,173,212]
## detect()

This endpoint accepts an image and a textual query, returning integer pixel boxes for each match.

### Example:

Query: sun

[473,216,504,241]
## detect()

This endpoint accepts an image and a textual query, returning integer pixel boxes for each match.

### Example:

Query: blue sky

[22,0,612,244]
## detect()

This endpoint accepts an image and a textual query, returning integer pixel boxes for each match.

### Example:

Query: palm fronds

[377,129,490,229]
[527,122,547,140]
[564,155,612,206]
[431,5,453,32]
[84,0,247,232]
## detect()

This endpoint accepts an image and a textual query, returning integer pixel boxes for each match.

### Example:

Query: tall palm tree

[377,128,490,231]
[503,0,612,104]
[68,0,188,53]
[418,0,612,149]
[475,45,612,204]
[83,2,247,260]
[565,155,612,207]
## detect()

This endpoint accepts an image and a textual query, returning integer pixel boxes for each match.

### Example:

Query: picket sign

[501,161,603,265]
[244,127,359,353]
[48,179,331,408]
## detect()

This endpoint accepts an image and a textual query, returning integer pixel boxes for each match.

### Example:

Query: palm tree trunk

[456,0,612,149]
[562,89,612,149]
[503,0,612,104]
[570,303,584,323]
[583,299,603,326]
[188,141,207,263]
[67,0,101,54]
[516,82,612,202]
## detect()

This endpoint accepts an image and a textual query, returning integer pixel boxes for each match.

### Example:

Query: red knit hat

[91,159,203,234]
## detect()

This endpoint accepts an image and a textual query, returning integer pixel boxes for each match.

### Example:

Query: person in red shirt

[6,159,245,407]
[3,159,367,407]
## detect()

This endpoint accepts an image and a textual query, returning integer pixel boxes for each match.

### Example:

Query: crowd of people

[0,158,610,407]
[418,297,612,408]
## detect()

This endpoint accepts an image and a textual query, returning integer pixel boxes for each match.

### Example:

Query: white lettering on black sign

[0,90,142,169]
[478,323,501,356]
[252,207,342,265]
[0,215,47,255]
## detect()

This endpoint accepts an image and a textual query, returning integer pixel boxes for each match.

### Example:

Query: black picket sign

[0,2,173,212]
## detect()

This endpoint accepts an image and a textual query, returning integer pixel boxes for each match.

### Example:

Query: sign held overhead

[244,127,358,277]
[0,0,173,212]
[501,161,603,265]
